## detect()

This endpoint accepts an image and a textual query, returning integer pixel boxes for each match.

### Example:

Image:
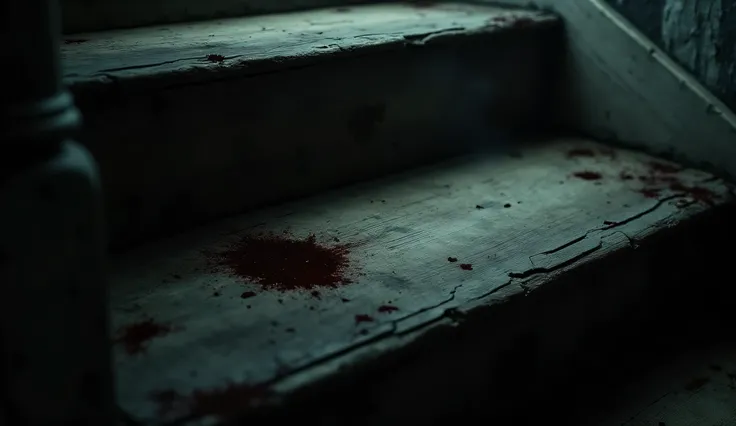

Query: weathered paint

[608,0,736,111]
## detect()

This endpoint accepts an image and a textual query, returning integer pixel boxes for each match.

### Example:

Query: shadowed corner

[418,51,520,158]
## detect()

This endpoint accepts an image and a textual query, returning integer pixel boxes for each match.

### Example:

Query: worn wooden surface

[61,4,557,90]
[483,0,736,177]
[61,0,379,33]
[109,138,733,425]
[63,4,561,250]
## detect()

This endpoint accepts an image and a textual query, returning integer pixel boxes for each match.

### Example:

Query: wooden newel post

[0,1,116,424]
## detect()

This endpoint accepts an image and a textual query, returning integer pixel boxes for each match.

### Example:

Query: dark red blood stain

[240,291,256,299]
[115,319,173,355]
[341,297,350,303]
[573,171,602,181]
[378,305,399,313]
[447,257,458,262]
[619,172,634,180]
[64,38,88,44]
[355,314,374,323]
[649,161,681,174]
[639,188,661,199]
[151,383,270,422]
[210,232,354,292]
[669,182,718,206]
[567,148,596,158]
[460,263,473,271]
[206,54,225,63]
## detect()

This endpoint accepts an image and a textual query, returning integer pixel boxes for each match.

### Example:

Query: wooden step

[61,3,563,251]
[108,137,733,425]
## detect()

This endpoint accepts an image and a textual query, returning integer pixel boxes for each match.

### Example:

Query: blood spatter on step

[459,263,473,271]
[355,314,374,324]
[115,319,174,355]
[378,305,399,313]
[625,160,720,206]
[209,232,357,293]
[639,188,661,199]
[447,257,458,263]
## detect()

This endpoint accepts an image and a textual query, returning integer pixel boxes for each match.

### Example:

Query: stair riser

[75,27,562,250]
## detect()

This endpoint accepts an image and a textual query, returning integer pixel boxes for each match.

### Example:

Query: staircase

[55,2,736,425]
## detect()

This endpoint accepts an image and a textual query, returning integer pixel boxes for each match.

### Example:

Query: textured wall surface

[608,0,736,111]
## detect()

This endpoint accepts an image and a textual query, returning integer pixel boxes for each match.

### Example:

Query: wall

[607,0,736,112]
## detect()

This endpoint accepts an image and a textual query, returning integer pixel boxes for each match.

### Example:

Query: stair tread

[61,3,558,90]
[109,137,732,424]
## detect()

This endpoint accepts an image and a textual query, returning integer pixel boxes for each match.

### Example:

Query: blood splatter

[504,203,512,208]
[64,38,88,44]
[240,291,256,299]
[460,264,473,271]
[115,319,173,355]
[573,171,602,181]
[566,148,595,158]
[669,182,718,206]
[447,257,458,263]
[152,383,271,422]
[206,54,225,63]
[639,188,661,199]
[210,232,355,293]
[619,172,634,180]
[627,160,719,206]
[378,305,399,313]
[341,297,351,303]
[355,314,374,323]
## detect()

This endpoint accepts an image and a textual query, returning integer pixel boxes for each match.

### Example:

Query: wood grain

[63,4,561,250]
[109,138,732,424]
[62,4,557,90]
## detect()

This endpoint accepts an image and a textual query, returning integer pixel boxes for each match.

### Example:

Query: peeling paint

[608,0,735,111]
[662,0,722,89]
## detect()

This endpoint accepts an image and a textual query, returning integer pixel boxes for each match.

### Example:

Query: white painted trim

[486,0,736,176]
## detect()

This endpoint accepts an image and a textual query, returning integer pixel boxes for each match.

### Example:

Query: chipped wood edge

[225,200,729,424]
[486,0,736,177]
[63,5,559,94]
